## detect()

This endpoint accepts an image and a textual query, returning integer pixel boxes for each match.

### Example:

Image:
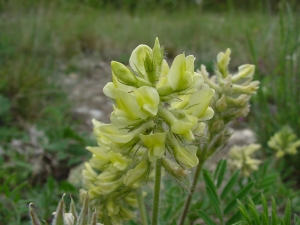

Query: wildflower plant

[79,38,262,225]
[178,48,260,224]
[82,38,215,225]
[26,38,300,225]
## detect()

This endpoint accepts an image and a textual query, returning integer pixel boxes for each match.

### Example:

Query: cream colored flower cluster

[82,38,215,224]
[228,144,262,177]
[201,49,259,128]
[268,125,300,158]
[198,49,260,157]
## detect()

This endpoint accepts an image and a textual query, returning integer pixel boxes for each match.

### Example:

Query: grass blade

[261,212,268,225]
[283,199,291,225]
[261,194,269,220]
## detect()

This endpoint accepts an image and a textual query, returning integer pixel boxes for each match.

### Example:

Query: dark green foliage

[236,194,297,225]
[192,160,296,225]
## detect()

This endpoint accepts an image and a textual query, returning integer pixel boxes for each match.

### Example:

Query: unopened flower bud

[161,157,190,179]
[144,51,156,84]
[232,81,260,95]
[159,108,197,138]
[111,61,151,88]
[222,75,232,93]
[232,64,255,83]
[173,145,199,169]
[215,94,227,111]
[217,48,231,78]
[111,61,137,85]
[152,37,163,68]
[211,120,224,133]
[124,159,150,189]
[225,94,251,107]
[140,132,167,162]
[129,44,151,78]
[234,104,250,118]
[107,199,120,216]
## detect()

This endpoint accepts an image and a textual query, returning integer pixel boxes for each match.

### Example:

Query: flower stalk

[152,159,162,225]
[178,48,259,224]
[137,189,148,225]
[178,160,204,225]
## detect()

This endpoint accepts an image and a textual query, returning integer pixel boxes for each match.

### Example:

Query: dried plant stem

[152,159,162,225]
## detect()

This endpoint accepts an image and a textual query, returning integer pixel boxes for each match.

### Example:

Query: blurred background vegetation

[0,0,299,224]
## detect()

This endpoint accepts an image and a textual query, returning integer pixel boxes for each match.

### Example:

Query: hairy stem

[178,157,205,225]
[137,189,148,225]
[152,159,162,225]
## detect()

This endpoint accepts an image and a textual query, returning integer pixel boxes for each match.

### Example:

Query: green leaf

[69,196,78,224]
[203,170,219,205]
[203,170,223,223]
[248,197,260,225]
[53,195,65,225]
[261,212,269,225]
[231,222,247,225]
[271,197,277,215]
[272,203,278,225]
[213,160,223,181]
[198,210,217,225]
[261,194,269,219]
[221,170,240,200]
[248,204,260,225]
[278,218,285,225]
[237,200,251,224]
[294,214,300,225]
[206,186,223,223]
[226,211,243,225]
[0,95,11,116]
[223,181,255,214]
[283,199,291,225]
[217,160,227,188]
[256,173,278,189]
[251,192,262,204]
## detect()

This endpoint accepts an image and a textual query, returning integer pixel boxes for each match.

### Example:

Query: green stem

[137,189,148,225]
[152,159,162,225]
[178,158,205,225]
